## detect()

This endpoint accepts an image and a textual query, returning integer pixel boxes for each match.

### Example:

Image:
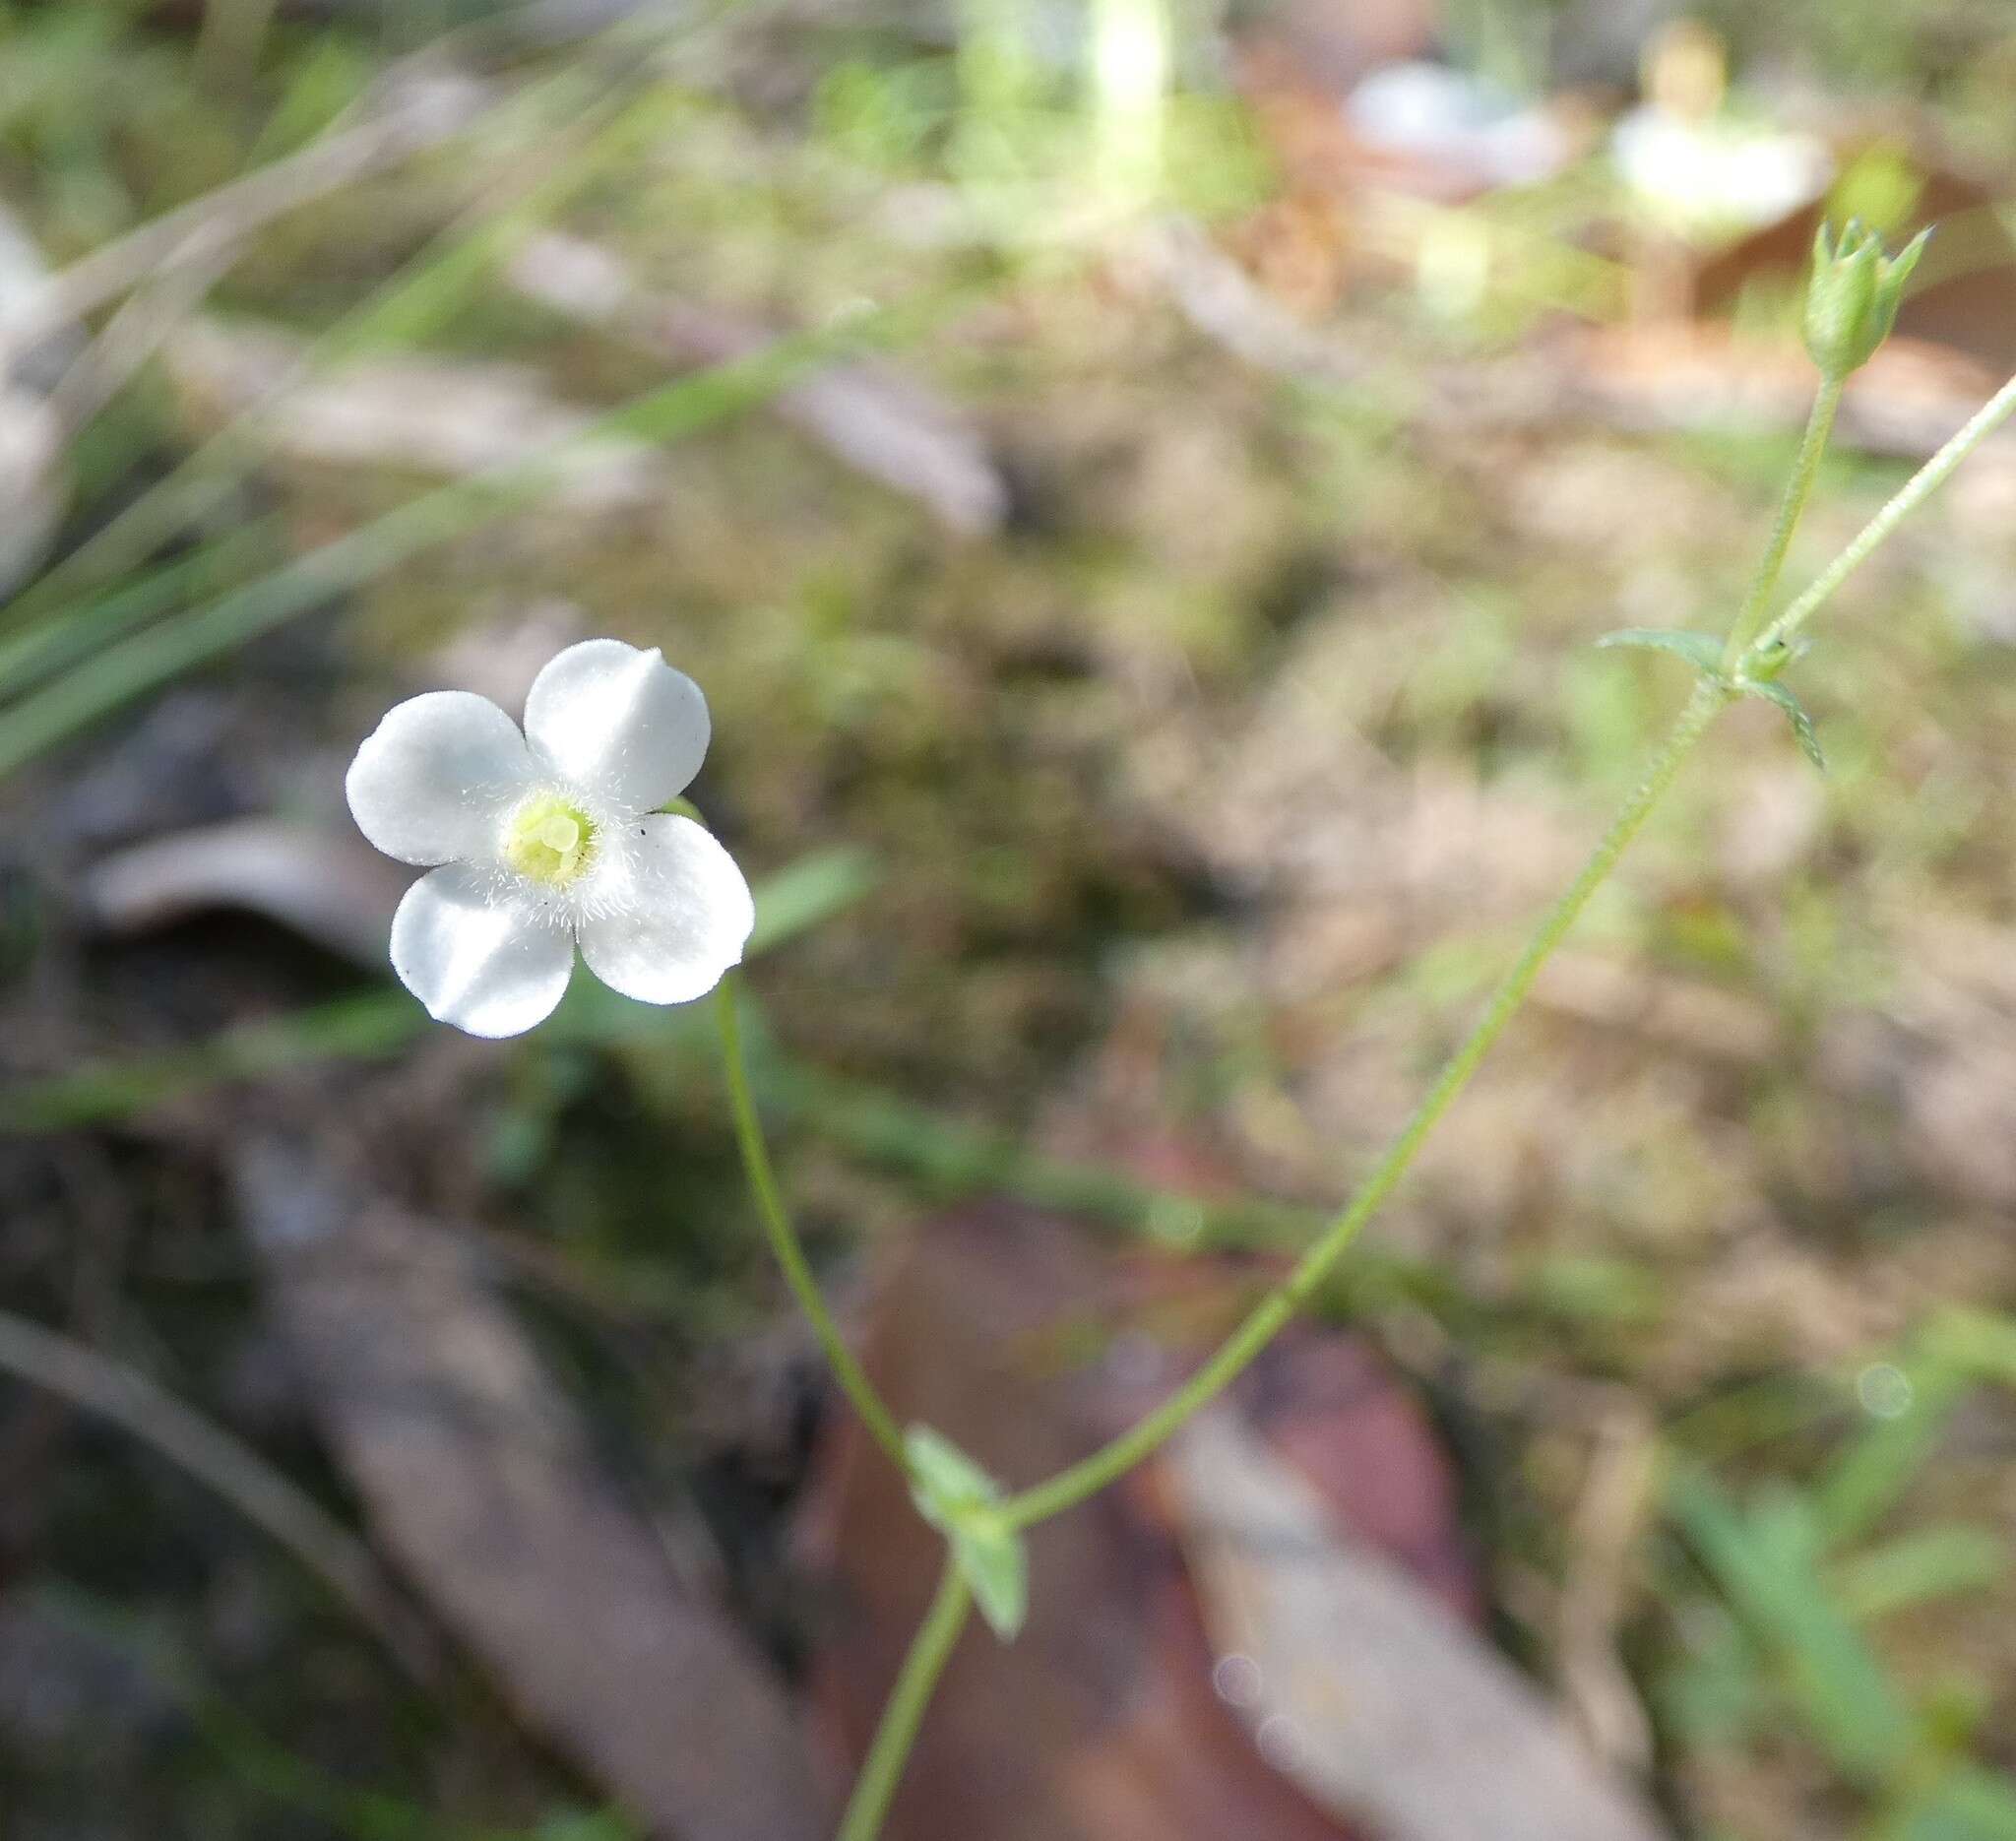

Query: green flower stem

[715,975,910,1471]
[1751,366,2016,662]
[783,355,2016,1833]
[1720,373,1846,671]
[738,361,2016,1835]
[1003,678,1729,1529]
[836,1551,973,1841]
[1003,363,2016,1533]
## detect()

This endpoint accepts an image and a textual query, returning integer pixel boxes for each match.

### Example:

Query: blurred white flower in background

[346,638,754,1038]
[1610,20,1831,239]
[1611,106,1830,238]
[1346,61,1571,194]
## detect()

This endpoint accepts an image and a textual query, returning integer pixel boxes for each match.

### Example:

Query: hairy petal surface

[346,691,536,866]
[391,863,574,1037]
[523,639,711,815]
[577,814,754,1005]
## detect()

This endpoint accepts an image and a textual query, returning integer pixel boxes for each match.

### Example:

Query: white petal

[346,691,536,866]
[390,863,574,1038]
[577,815,754,1005]
[522,638,710,815]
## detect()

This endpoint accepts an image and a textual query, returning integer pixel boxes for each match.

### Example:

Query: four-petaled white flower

[346,638,754,1038]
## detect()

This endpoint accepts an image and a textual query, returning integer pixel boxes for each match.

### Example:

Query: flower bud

[1803,219,1930,378]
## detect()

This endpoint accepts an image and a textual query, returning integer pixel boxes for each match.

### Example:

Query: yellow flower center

[502,793,597,886]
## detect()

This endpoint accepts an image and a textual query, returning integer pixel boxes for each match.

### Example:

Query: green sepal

[1596,628,1726,675]
[1804,219,1931,378]
[1600,627,1825,772]
[1741,634,1808,682]
[1742,678,1826,773]
[906,1427,1029,1640]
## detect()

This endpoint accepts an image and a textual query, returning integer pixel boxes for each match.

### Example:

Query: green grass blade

[0,75,677,658]
[0,524,276,701]
[1922,1308,2016,1389]
[0,993,419,1132]
[1813,1361,1970,1546]
[1886,1765,2016,1841]
[0,297,941,782]
[0,847,877,1131]
[1670,1465,1915,1781]
[1834,1526,2007,1621]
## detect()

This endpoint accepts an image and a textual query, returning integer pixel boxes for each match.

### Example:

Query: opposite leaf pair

[1599,627,1826,771]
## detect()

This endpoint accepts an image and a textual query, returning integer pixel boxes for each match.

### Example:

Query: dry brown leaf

[1166,1408,1671,1841]
[81,819,408,968]
[508,232,1009,535]
[802,1204,1484,1841]
[232,1137,824,1841]
[165,318,662,508]
[0,200,71,597]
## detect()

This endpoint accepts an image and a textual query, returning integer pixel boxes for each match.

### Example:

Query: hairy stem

[750,350,2016,1841]
[1752,368,2016,661]
[811,357,2016,1829]
[836,1552,974,1841]
[1005,361,2016,1530]
[1004,678,1728,1526]
[716,976,910,1470]
[1720,373,1845,670]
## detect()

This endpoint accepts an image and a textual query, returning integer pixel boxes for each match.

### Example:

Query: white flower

[1610,106,1830,239]
[346,638,754,1039]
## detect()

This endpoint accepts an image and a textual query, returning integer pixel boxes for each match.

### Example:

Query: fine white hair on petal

[522,638,711,816]
[346,690,536,866]
[390,862,576,1037]
[576,813,754,1006]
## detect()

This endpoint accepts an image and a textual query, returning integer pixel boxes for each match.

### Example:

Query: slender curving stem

[1720,373,1845,671]
[1750,366,2016,662]
[836,1551,974,1841]
[1004,678,1730,1526]
[796,358,2016,1833]
[716,974,911,1470]
[1008,360,2016,1531]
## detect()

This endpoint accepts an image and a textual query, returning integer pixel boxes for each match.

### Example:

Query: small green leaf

[951,1514,1028,1640]
[907,1426,997,1517]
[1669,1465,1914,1780]
[1833,1524,2007,1621]
[1743,678,1826,772]
[906,1427,1029,1640]
[1596,628,1727,676]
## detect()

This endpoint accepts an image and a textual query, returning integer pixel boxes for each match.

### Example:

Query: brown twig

[508,231,1009,533]
[0,1304,436,1683]
[0,62,492,363]
[1557,1399,1660,1773]
[43,241,236,444]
